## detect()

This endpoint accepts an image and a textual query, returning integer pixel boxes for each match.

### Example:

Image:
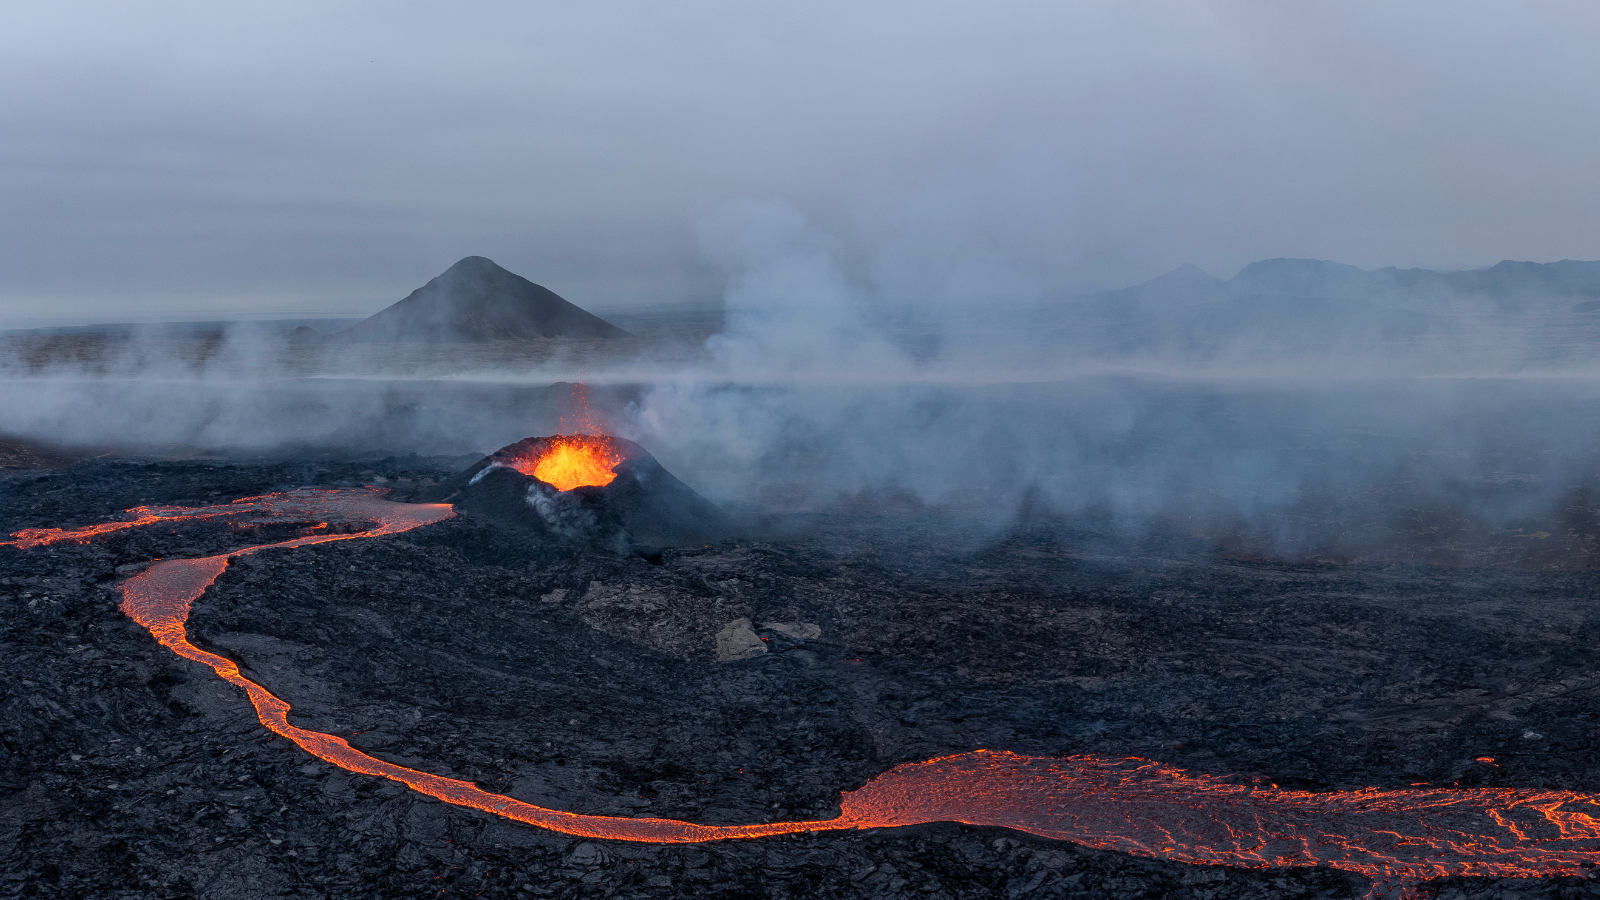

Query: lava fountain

[502,381,624,492]
[11,491,1600,899]
[495,434,623,491]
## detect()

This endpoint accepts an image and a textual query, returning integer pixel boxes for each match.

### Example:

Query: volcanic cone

[339,256,628,343]
[430,435,729,550]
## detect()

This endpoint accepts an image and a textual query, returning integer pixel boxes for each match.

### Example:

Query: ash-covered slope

[429,435,730,550]
[340,256,628,343]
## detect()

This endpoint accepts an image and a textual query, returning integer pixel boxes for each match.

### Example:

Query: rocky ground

[6,457,1600,898]
[0,436,75,471]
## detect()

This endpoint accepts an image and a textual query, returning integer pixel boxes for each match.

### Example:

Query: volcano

[430,434,730,549]
[339,256,628,343]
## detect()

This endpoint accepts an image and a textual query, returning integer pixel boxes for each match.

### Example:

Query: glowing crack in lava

[12,491,1600,898]
[498,434,623,491]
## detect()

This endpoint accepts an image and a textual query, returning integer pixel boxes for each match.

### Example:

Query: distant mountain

[1023,257,1600,364]
[1099,262,1229,308]
[340,257,628,343]
[1228,258,1370,299]
[1221,258,1600,313]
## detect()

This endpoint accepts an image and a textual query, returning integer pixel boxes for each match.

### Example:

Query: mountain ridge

[1145,257,1600,310]
[1012,256,1600,362]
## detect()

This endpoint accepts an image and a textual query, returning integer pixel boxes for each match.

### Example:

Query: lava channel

[0,490,357,550]
[11,489,1600,899]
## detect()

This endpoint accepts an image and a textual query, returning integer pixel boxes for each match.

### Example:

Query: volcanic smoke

[14,492,1600,899]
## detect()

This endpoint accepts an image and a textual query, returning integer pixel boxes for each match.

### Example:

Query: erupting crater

[494,434,625,491]
[430,434,731,549]
[12,490,1600,899]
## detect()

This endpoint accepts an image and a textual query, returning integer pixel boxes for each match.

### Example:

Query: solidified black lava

[430,435,732,551]
[8,457,1600,899]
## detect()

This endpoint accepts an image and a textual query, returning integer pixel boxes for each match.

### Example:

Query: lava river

[10,488,1600,898]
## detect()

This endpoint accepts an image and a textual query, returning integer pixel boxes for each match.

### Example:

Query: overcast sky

[3,1,1598,326]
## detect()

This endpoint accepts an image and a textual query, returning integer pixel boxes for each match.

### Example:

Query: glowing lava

[500,434,623,491]
[0,492,342,550]
[496,382,623,491]
[12,491,1600,899]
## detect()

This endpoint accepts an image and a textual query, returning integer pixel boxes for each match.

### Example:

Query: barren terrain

[6,452,1600,898]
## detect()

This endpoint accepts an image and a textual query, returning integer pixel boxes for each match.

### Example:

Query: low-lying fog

[6,204,1600,562]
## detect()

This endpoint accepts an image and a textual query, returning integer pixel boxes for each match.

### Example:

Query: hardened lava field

[8,455,1600,899]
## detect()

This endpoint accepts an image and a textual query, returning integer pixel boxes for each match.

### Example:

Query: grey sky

[3,1,1598,326]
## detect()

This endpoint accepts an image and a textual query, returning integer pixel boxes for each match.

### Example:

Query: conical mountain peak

[341,257,627,343]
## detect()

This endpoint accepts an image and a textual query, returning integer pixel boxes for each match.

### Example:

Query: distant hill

[1225,258,1600,313]
[1014,257,1600,363]
[339,256,628,343]
[1085,257,1600,315]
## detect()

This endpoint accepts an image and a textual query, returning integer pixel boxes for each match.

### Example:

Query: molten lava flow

[15,493,1600,899]
[0,492,333,549]
[507,435,622,491]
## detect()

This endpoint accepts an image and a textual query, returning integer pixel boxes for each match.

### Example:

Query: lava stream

[12,489,1600,899]
[0,491,349,549]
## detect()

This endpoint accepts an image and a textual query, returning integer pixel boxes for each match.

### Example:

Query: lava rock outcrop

[430,435,730,551]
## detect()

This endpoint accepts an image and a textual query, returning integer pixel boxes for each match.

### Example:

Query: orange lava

[0,493,332,549]
[504,435,622,490]
[13,492,1600,899]
[560,382,606,436]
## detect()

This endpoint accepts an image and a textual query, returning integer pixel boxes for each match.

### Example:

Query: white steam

[2,196,1600,558]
